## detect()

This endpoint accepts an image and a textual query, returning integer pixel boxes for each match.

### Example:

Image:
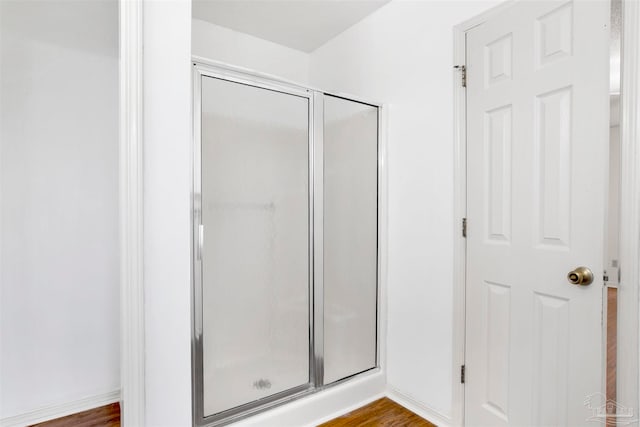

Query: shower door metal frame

[191,59,383,427]
[192,62,316,427]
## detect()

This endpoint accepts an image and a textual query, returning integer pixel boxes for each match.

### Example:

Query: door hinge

[461,365,466,383]
[462,217,467,238]
[604,264,620,288]
[454,65,467,88]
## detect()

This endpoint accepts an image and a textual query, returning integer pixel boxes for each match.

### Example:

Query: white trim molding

[377,104,390,380]
[451,21,468,427]
[119,0,145,425]
[0,391,120,427]
[617,0,640,416]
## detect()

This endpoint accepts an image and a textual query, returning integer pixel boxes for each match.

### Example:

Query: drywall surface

[192,19,310,84]
[144,0,193,424]
[0,0,119,418]
[310,0,503,418]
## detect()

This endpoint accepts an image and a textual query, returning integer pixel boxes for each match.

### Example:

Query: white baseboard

[0,390,121,427]
[386,387,452,427]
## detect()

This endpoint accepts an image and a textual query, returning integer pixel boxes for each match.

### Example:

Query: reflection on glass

[200,77,310,416]
[323,95,378,384]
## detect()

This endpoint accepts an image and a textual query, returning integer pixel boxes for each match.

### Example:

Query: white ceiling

[192,0,391,53]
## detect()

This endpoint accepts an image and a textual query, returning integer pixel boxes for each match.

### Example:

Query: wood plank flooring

[31,403,120,427]
[318,397,435,427]
[606,286,617,426]
[31,398,433,427]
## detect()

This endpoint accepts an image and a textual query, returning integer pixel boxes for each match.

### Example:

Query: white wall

[192,19,310,84]
[0,0,119,419]
[310,0,503,419]
[144,0,193,425]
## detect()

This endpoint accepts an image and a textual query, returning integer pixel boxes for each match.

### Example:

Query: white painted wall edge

[0,390,120,427]
[377,104,389,379]
[387,387,452,427]
[618,0,640,415]
[143,1,193,424]
[119,0,145,425]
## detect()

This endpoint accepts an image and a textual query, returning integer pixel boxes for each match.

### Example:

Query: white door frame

[119,0,145,425]
[452,1,640,425]
[616,0,640,421]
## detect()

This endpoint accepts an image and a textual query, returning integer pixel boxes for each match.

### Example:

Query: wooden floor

[606,287,617,425]
[31,403,120,427]
[319,398,435,427]
[32,398,433,427]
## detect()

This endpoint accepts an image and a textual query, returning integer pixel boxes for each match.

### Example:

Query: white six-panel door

[465,1,609,425]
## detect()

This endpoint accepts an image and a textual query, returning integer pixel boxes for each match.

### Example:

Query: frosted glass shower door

[199,76,311,417]
[323,96,378,384]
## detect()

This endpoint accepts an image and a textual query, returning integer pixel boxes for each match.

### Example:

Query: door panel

[200,76,310,416]
[486,105,512,243]
[323,95,378,385]
[465,1,609,425]
[536,87,572,248]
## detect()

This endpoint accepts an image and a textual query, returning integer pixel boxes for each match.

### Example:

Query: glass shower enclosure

[192,61,380,426]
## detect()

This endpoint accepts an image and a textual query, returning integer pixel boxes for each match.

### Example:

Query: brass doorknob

[567,266,594,286]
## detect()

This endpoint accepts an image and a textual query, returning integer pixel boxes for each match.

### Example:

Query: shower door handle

[198,224,204,260]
